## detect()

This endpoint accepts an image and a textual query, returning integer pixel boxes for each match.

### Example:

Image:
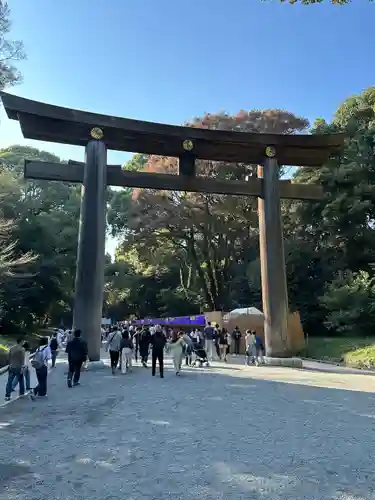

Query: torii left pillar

[73,134,107,361]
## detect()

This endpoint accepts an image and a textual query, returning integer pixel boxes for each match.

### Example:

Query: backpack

[255,336,264,351]
[31,346,47,369]
[107,332,118,348]
[50,338,58,351]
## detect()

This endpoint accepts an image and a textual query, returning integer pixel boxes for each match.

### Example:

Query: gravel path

[1,351,375,500]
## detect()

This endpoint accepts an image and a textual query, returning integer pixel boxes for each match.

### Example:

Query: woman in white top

[245,330,257,366]
[167,331,185,375]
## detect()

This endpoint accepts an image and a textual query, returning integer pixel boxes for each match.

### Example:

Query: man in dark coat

[151,326,166,378]
[139,327,151,367]
[232,326,242,355]
[65,329,88,388]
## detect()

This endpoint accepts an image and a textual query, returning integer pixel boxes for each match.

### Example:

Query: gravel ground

[1,351,375,500]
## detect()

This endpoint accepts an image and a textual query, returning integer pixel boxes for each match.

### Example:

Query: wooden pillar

[178,154,196,177]
[258,152,289,357]
[73,137,107,361]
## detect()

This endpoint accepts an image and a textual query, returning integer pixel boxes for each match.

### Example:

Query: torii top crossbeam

[0,92,344,166]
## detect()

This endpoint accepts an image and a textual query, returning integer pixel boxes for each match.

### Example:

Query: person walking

[203,322,215,361]
[245,330,257,365]
[226,329,232,360]
[65,330,73,344]
[183,332,194,366]
[151,325,166,378]
[168,331,185,375]
[132,327,141,362]
[106,327,122,375]
[49,331,59,368]
[218,328,228,362]
[5,338,25,401]
[31,337,51,399]
[65,329,88,387]
[139,327,151,368]
[232,326,242,355]
[120,330,133,374]
[56,328,64,347]
[254,332,265,365]
[11,341,32,394]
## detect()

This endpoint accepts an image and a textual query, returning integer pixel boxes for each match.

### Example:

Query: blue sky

[1,0,374,252]
[1,0,374,164]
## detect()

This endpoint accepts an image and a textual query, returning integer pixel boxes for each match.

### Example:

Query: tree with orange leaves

[110,109,308,311]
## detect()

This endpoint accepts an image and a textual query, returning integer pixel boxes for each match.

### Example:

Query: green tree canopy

[108,87,375,336]
[110,109,308,312]
[0,1,25,89]
[0,146,81,331]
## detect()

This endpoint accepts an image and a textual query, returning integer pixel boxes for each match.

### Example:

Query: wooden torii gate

[0,93,345,363]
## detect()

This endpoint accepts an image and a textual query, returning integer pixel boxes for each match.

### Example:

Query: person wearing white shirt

[31,337,51,399]
[22,342,32,391]
[57,330,63,347]
[100,327,106,342]
[55,328,63,345]
[63,329,70,345]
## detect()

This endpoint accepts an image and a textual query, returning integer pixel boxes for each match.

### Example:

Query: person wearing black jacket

[65,329,88,388]
[49,332,59,368]
[151,326,166,378]
[139,328,151,367]
[232,326,242,355]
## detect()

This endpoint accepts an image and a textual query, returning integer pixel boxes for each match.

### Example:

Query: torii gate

[0,92,344,364]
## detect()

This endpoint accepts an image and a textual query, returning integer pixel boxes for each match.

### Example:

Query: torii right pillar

[258,146,300,365]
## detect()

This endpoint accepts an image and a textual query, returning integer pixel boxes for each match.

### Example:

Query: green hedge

[0,344,8,369]
[302,337,375,368]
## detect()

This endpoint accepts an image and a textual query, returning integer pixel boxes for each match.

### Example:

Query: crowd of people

[4,321,265,402]
[102,321,265,376]
[4,328,87,402]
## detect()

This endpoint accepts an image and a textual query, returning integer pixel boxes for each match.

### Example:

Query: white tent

[223,307,263,321]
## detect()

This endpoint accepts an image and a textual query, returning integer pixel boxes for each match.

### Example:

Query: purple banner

[131,315,205,327]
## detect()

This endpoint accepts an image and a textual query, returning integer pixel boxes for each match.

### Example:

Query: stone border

[85,360,106,371]
[302,357,375,372]
[264,356,303,368]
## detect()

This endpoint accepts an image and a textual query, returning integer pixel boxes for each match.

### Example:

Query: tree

[0,146,81,331]
[123,153,148,172]
[111,109,309,312]
[283,86,375,334]
[320,271,375,336]
[109,88,375,337]
[0,1,25,90]
[0,219,35,279]
[104,243,201,321]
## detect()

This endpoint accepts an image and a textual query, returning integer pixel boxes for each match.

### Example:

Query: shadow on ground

[0,354,374,500]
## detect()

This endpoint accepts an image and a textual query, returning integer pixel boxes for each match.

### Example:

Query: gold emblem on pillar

[265,146,276,158]
[182,139,194,152]
[90,127,104,140]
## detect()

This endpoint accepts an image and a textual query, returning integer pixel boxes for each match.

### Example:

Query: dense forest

[1,0,375,338]
[104,90,375,338]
